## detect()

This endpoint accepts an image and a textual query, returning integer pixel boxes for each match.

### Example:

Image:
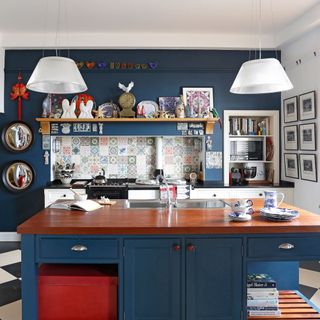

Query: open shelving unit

[248,291,320,319]
[223,110,279,185]
[35,117,219,135]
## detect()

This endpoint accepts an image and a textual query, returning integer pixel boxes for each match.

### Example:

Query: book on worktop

[247,298,278,307]
[49,199,102,212]
[247,273,277,288]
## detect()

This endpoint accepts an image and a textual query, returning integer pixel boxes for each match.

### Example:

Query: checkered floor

[0,242,21,320]
[0,242,320,320]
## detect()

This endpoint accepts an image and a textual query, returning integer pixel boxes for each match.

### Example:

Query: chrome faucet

[156,174,173,208]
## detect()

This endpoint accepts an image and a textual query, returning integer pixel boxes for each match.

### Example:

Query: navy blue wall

[0,49,280,231]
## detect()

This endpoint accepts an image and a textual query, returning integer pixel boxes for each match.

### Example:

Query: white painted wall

[281,26,320,214]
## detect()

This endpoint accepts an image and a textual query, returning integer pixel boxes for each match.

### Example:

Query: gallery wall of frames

[283,90,317,182]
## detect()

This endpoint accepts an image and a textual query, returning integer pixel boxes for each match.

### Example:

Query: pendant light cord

[258,0,262,59]
[54,0,61,57]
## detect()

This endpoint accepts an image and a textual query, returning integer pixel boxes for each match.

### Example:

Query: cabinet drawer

[37,237,119,261]
[248,237,320,259]
[44,189,86,207]
[231,189,264,199]
[190,188,229,199]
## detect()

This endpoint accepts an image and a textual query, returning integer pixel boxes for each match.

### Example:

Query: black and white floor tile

[0,242,21,320]
[0,242,320,319]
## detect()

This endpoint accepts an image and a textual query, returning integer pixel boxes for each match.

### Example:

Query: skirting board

[0,232,21,241]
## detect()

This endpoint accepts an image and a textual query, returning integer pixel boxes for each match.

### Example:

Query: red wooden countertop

[17,199,320,235]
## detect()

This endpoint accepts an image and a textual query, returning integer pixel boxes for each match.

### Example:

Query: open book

[49,199,103,212]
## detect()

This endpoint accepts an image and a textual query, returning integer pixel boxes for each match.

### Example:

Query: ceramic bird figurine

[61,99,77,118]
[78,100,94,118]
[118,81,134,93]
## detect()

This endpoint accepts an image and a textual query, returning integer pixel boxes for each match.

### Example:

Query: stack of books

[247,274,280,317]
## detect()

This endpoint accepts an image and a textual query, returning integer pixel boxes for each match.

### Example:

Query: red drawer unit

[38,264,118,320]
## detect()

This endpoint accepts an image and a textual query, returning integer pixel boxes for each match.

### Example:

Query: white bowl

[60,177,72,185]
[74,194,88,201]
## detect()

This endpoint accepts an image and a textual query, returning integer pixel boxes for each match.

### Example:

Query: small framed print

[299,91,316,121]
[300,154,317,182]
[284,153,299,179]
[284,125,298,150]
[182,87,214,117]
[299,123,316,151]
[283,96,298,123]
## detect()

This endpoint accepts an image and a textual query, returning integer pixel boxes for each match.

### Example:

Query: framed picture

[284,153,299,179]
[283,96,298,123]
[300,154,317,182]
[284,125,298,150]
[182,87,214,117]
[299,123,316,151]
[299,91,316,121]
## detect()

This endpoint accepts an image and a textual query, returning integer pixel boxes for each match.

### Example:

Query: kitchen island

[18,199,320,320]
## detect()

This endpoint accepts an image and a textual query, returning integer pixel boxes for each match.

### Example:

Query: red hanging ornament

[10,71,29,120]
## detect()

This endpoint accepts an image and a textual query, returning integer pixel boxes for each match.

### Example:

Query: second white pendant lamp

[27,56,87,94]
[230,0,293,94]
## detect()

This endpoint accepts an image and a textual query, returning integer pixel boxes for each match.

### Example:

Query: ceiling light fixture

[27,0,87,94]
[230,0,293,94]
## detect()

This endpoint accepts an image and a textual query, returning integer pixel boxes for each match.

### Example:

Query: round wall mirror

[1,121,33,152]
[2,161,35,192]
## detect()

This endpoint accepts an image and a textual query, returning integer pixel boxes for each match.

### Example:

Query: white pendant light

[27,56,87,94]
[230,0,293,94]
[230,58,293,94]
[26,0,87,94]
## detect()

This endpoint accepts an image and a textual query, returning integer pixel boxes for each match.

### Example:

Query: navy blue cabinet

[124,239,182,320]
[124,238,242,320]
[186,238,243,320]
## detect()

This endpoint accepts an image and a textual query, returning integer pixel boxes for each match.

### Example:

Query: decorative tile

[183,165,192,173]
[108,156,118,165]
[128,156,136,164]
[100,156,108,164]
[206,151,222,169]
[118,146,127,156]
[99,137,108,145]
[109,137,118,146]
[90,145,99,155]
[81,137,91,146]
[72,137,81,146]
[109,146,118,155]
[118,156,128,164]
[90,137,99,146]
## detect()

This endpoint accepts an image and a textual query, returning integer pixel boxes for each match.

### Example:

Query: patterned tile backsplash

[51,136,203,179]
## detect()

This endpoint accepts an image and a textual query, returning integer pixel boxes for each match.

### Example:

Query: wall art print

[284,125,298,150]
[159,97,180,116]
[284,153,299,179]
[299,91,316,121]
[283,96,298,123]
[182,87,214,117]
[299,123,316,151]
[299,154,317,182]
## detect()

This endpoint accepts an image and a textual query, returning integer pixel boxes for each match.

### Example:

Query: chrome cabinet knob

[278,243,294,250]
[71,244,88,252]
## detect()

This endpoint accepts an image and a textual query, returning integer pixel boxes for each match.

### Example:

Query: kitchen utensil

[92,169,107,185]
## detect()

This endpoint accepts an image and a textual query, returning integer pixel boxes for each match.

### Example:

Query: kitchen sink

[126,199,227,209]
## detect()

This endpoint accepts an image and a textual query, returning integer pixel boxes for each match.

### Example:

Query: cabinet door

[124,239,181,320]
[186,238,242,320]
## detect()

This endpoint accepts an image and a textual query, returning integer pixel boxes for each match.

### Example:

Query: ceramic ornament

[10,72,29,120]
[78,100,94,118]
[61,99,77,118]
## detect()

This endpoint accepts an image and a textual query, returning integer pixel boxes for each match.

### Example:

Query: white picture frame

[182,87,214,118]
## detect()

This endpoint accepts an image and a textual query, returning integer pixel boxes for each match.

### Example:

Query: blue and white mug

[264,190,284,208]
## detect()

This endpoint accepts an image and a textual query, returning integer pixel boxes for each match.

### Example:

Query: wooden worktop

[17,199,320,235]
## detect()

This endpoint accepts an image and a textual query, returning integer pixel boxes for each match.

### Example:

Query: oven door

[87,187,128,199]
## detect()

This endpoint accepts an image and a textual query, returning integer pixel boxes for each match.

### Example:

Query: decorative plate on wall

[2,160,35,192]
[136,100,159,117]
[1,121,33,153]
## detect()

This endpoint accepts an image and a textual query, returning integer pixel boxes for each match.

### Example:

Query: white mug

[264,190,284,208]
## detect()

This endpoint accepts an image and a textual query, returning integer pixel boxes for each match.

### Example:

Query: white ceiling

[0,0,319,49]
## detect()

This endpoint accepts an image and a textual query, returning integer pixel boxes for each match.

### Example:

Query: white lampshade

[230,58,293,94]
[27,56,87,94]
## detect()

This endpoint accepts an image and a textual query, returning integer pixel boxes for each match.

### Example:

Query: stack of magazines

[247,274,280,317]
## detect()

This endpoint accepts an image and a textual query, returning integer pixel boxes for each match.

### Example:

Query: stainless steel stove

[86,179,134,199]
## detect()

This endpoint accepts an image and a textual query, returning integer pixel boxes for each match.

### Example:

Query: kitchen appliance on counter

[86,178,134,199]
[243,162,266,182]
[230,137,263,161]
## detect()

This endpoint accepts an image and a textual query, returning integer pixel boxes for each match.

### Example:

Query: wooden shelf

[35,117,219,135]
[248,290,320,319]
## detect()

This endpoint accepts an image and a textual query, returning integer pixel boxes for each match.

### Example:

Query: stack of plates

[260,207,299,221]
